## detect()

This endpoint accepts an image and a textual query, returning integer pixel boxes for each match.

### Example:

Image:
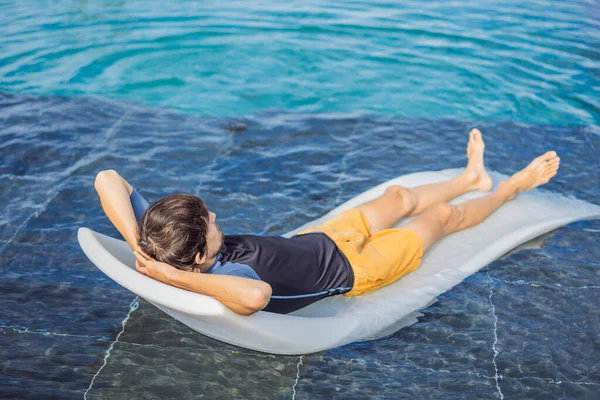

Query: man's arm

[134,251,272,315]
[94,170,140,251]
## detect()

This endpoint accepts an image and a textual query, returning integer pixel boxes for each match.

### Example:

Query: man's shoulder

[225,233,290,242]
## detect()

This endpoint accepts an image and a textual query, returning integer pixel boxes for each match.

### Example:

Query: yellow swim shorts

[299,208,423,296]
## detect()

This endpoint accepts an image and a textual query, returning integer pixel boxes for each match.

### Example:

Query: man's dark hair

[137,194,209,271]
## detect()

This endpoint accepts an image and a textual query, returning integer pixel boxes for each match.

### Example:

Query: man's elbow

[94,169,120,192]
[243,284,272,315]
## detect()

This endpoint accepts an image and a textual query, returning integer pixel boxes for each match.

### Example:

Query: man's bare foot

[464,128,493,192]
[503,151,560,200]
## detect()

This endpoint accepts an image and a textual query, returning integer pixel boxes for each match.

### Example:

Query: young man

[95,129,559,316]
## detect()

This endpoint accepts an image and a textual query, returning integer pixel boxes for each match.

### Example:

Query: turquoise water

[1,0,599,125]
[1,1,600,399]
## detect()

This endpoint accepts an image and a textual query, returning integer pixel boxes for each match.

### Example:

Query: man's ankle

[497,181,517,200]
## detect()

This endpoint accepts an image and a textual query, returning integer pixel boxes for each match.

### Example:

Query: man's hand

[134,250,178,284]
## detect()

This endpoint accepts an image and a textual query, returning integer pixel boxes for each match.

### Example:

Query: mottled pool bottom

[1,92,599,399]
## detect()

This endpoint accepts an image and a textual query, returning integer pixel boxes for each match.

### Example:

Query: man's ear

[195,252,207,265]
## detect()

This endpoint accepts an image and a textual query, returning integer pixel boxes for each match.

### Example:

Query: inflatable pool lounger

[78,169,600,355]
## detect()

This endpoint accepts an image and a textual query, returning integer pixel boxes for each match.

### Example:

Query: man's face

[205,210,224,260]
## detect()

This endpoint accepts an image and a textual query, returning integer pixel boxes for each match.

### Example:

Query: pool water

[1,1,599,399]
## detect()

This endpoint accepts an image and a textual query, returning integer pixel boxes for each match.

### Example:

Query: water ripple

[0,0,598,125]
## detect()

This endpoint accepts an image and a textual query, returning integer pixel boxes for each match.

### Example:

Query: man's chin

[212,231,226,258]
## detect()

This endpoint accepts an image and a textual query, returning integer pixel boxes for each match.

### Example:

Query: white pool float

[78,169,600,355]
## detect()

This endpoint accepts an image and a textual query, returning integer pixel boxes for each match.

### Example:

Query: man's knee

[385,185,417,214]
[428,203,463,233]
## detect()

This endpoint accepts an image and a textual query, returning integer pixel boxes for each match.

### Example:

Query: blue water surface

[1,1,599,399]
[1,0,600,125]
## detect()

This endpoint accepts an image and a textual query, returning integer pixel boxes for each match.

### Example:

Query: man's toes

[470,129,481,142]
[532,151,557,165]
[546,170,557,180]
[544,159,559,173]
[469,129,480,140]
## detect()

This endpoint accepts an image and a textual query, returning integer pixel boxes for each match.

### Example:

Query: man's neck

[197,253,221,272]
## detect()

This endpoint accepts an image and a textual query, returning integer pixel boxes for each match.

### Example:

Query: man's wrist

[166,267,182,285]
[126,228,139,249]
[165,268,177,284]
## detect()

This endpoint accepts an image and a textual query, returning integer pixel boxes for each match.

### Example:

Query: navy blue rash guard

[130,189,355,314]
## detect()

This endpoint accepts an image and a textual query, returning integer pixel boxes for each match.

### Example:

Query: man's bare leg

[358,129,494,233]
[404,151,561,251]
